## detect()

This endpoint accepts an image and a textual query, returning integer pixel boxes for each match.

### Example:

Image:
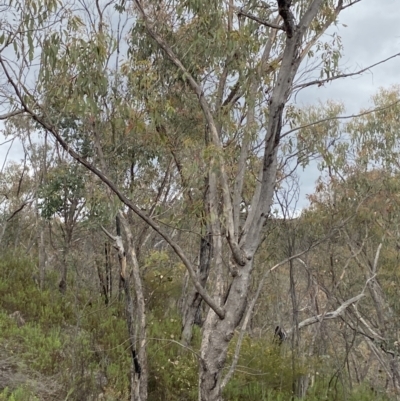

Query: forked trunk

[199,260,253,401]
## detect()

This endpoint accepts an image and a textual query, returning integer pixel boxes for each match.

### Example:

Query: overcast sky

[292,0,400,209]
[298,0,400,110]
[1,0,399,209]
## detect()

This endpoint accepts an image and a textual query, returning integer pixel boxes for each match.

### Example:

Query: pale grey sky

[298,0,400,111]
[294,0,400,208]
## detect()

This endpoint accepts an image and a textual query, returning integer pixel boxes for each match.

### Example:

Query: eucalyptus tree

[0,0,393,400]
[0,160,34,249]
[38,160,88,292]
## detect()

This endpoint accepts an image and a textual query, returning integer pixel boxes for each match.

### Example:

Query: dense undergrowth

[0,253,392,400]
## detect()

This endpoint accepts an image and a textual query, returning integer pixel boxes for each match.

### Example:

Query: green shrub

[147,313,198,401]
[0,387,39,401]
[0,252,396,401]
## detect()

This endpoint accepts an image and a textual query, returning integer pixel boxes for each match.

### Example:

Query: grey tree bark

[102,215,147,401]
[181,230,213,345]
[120,211,148,401]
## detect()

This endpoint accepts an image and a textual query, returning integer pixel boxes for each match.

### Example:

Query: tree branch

[221,80,241,108]
[287,293,365,334]
[237,9,284,31]
[6,201,31,222]
[0,109,24,120]
[277,0,295,38]
[101,225,117,242]
[282,99,400,138]
[342,0,362,10]
[241,0,326,251]
[294,52,400,90]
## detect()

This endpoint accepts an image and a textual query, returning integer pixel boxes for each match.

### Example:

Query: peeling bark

[102,216,147,401]
[181,231,212,345]
[119,212,148,401]
[200,259,253,401]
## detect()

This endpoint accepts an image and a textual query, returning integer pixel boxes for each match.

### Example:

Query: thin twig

[282,99,400,138]
[0,109,24,120]
[294,52,400,90]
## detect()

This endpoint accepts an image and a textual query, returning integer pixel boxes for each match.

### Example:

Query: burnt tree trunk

[181,230,212,345]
